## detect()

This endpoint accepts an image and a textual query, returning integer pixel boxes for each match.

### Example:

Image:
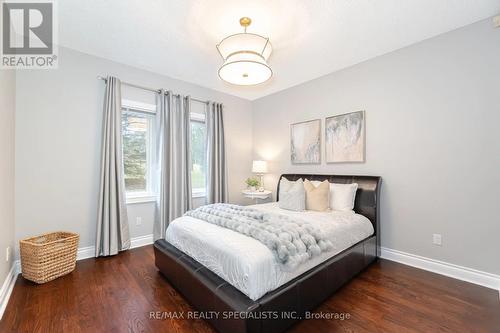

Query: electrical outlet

[136,217,142,226]
[6,246,10,262]
[433,234,442,246]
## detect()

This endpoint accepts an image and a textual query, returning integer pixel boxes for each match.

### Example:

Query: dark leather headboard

[277,174,382,245]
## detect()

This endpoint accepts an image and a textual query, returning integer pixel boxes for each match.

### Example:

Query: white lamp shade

[252,160,268,173]
[217,33,272,61]
[217,32,273,85]
[218,56,272,85]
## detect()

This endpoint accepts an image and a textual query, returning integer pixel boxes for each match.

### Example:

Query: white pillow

[278,178,305,211]
[330,183,358,211]
[310,180,358,211]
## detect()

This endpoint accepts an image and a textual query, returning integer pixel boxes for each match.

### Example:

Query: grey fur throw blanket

[184,204,333,269]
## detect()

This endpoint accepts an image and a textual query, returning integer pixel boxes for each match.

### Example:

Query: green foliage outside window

[191,120,206,190]
[122,112,148,192]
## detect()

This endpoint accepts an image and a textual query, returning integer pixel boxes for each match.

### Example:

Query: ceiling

[59,0,500,100]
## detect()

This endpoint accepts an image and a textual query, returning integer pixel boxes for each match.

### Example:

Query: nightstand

[241,189,272,204]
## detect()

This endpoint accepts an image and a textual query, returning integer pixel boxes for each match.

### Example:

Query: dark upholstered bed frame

[154,174,381,333]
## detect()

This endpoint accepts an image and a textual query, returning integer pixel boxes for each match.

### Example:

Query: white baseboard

[76,234,154,260]
[0,262,19,320]
[380,247,500,294]
[1,234,155,320]
[130,234,155,249]
[76,245,95,261]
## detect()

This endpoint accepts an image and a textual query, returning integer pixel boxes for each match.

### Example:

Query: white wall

[252,19,500,275]
[15,47,253,249]
[0,70,16,282]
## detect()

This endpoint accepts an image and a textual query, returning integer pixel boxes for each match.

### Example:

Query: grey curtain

[96,76,131,257]
[206,102,228,204]
[154,90,193,240]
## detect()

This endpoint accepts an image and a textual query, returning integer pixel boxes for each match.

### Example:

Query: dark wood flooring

[1,246,499,333]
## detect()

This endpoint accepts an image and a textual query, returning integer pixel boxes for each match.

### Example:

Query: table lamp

[252,160,268,192]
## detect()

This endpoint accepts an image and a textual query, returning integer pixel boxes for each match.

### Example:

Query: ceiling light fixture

[216,17,273,86]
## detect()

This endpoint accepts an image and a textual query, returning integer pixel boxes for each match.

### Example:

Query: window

[121,99,207,201]
[190,111,207,197]
[121,101,156,202]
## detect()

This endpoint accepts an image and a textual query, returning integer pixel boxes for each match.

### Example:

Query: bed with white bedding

[154,173,381,333]
[165,202,374,300]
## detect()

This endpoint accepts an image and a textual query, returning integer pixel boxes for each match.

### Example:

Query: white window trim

[122,99,156,114]
[190,111,206,122]
[192,188,206,198]
[126,193,156,204]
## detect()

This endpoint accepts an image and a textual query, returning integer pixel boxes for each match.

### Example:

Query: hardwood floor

[1,246,499,333]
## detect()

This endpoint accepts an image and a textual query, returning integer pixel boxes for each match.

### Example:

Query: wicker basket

[20,232,79,284]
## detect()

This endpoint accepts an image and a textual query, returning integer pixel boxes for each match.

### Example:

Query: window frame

[122,100,157,204]
[190,111,207,198]
[120,99,208,202]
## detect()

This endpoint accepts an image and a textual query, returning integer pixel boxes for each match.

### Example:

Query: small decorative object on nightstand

[245,177,260,192]
[252,160,268,192]
[242,189,272,204]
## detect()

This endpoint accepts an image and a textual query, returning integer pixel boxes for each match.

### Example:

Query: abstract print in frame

[325,111,365,163]
[290,119,321,164]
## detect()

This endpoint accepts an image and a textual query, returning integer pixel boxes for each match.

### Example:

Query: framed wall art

[325,111,365,163]
[290,119,321,164]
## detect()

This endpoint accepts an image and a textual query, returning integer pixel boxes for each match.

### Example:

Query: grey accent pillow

[278,178,305,211]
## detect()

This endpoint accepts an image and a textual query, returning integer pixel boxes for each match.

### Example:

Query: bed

[154,174,381,333]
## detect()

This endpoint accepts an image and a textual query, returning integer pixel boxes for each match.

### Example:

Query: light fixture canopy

[216,17,273,86]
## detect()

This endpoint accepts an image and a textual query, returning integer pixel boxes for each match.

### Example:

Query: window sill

[126,194,205,203]
[192,189,206,199]
[126,195,156,205]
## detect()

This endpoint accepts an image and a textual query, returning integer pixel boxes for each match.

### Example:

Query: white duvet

[165,202,374,301]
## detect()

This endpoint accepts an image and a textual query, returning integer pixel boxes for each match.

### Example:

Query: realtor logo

[1,0,58,68]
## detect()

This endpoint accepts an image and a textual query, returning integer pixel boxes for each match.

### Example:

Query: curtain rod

[97,76,210,105]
